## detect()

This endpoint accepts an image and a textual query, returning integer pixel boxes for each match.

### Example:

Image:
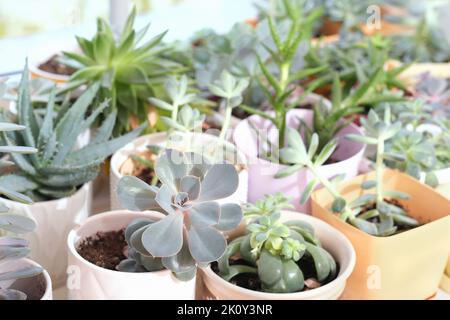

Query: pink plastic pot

[233,109,366,213]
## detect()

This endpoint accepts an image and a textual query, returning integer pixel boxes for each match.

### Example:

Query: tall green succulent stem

[219,99,232,144]
[375,138,384,205]
[276,63,291,148]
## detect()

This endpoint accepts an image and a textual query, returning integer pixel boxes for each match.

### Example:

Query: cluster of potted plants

[1,0,449,300]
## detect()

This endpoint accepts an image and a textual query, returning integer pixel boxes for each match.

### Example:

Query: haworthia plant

[117,149,243,280]
[217,194,337,293]
[0,95,42,300]
[277,108,420,236]
[0,64,145,201]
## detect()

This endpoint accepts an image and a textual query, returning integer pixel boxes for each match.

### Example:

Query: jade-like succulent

[61,7,185,135]
[414,74,450,118]
[0,114,41,300]
[117,149,242,280]
[217,194,337,293]
[277,108,420,236]
[0,65,144,201]
[243,192,293,219]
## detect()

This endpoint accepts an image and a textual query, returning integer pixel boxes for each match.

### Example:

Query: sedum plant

[217,194,337,293]
[117,149,243,280]
[277,108,420,236]
[0,66,144,201]
[0,116,42,300]
[239,1,325,148]
[61,7,185,135]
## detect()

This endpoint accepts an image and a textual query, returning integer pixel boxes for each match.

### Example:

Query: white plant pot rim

[28,63,70,82]
[202,210,356,299]
[67,210,179,279]
[9,258,53,300]
[111,131,248,181]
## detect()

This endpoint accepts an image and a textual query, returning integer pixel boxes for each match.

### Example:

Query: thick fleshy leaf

[216,203,243,231]
[0,237,28,247]
[124,218,155,243]
[155,184,176,215]
[116,259,146,272]
[349,218,378,235]
[117,176,160,211]
[162,234,196,274]
[197,164,238,201]
[188,226,226,263]
[0,246,30,261]
[0,289,27,300]
[180,175,200,201]
[189,202,220,227]
[139,255,164,272]
[129,225,152,256]
[0,266,42,281]
[0,214,36,234]
[155,149,187,191]
[142,213,183,257]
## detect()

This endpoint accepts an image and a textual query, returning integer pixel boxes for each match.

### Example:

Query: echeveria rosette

[117,149,242,280]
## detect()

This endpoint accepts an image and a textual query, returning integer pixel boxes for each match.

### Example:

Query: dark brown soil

[38,54,76,76]
[232,108,252,120]
[137,167,160,186]
[76,230,126,270]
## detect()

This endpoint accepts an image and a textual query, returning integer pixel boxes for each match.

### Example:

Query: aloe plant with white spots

[277,108,420,236]
[217,194,337,293]
[0,106,42,299]
[117,149,243,280]
[0,65,145,201]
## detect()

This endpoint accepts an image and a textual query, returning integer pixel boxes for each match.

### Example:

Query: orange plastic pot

[311,169,450,299]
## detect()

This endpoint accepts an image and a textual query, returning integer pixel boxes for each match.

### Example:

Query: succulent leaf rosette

[117,149,242,280]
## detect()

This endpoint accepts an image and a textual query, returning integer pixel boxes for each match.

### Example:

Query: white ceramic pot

[0,258,52,300]
[67,210,196,300]
[0,183,92,288]
[201,210,356,300]
[110,132,248,210]
[28,40,77,84]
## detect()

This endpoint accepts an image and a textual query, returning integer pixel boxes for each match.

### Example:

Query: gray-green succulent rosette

[117,149,243,280]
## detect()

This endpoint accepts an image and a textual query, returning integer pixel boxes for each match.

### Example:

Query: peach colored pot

[0,183,92,288]
[110,132,248,210]
[0,258,52,300]
[233,109,365,213]
[311,169,450,299]
[67,210,196,300]
[200,210,356,300]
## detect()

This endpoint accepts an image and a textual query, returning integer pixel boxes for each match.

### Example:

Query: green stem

[219,99,232,143]
[308,163,354,221]
[276,62,290,149]
[375,138,384,205]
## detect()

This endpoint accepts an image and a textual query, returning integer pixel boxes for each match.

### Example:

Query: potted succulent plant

[232,11,367,212]
[278,108,450,299]
[0,66,144,287]
[60,7,187,136]
[110,72,249,210]
[67,149,243,299]
[0,120,52,300]
[199,194,355,300]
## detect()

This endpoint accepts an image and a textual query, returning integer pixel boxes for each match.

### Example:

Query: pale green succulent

[243,192,293,219]
[0,65,144,201]
[276,108,420,236]
[217,195,337,293]
[117,149,242,280]
[208,71,249,141]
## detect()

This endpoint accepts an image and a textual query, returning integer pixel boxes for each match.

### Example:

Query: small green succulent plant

[277,108,420,236]
[217,194,337,293]
[61,7,185,135]
[0,65,144,201]
[117,149,243,280]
